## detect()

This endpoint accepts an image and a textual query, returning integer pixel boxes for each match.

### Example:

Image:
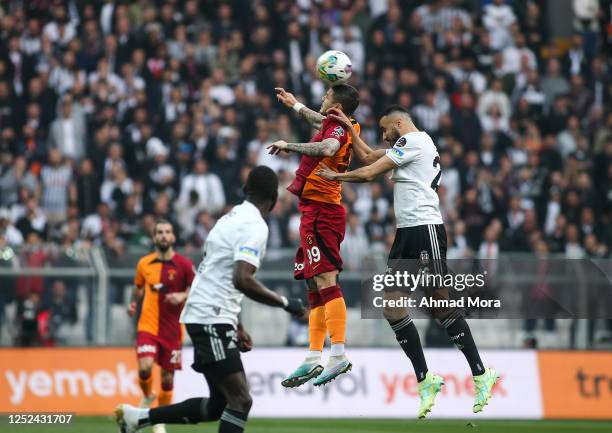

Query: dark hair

[331,84,360,116]
[244,165,278,204]
[382,104,411,117]
[153,218,174,234]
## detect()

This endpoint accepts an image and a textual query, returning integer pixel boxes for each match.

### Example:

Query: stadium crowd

[0,0,611,344]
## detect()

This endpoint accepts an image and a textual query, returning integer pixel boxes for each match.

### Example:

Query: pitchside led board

[0,348,610,419]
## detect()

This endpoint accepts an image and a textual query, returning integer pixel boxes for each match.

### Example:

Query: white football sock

[330,343,345,357]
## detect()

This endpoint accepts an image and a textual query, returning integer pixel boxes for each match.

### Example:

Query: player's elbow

[232,272,249,292]
[364,154,379,166]
[362,170,376,182]
[322,146,336,157]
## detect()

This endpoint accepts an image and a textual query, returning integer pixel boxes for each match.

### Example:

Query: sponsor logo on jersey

[306,233,314,245]
[390,147,404,158]
[395,137,407,147]
[152,283,166,292]
[294,262,305,271]
[331,125,345,138]
[238,246,259,257]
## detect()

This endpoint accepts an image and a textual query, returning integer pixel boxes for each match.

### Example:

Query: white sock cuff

[330,344,345,356]
[306,350,322,362]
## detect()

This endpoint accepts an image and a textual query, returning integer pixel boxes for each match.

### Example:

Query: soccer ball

[316,50,352,86]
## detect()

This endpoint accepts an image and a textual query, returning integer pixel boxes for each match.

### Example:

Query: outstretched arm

[317,155,397,183]
[326,108,386,165]
[267,137,341,157]
[233,260,306,317]
[276,87,324,130]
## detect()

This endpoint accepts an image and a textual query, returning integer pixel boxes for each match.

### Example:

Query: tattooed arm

[267,138,341,157]
[296,105,324,130]
[275,87,324,130]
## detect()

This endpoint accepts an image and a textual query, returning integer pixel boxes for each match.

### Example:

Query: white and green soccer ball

[316,50,352,86]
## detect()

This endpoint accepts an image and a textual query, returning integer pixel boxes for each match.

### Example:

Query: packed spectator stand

[0,0,610,347]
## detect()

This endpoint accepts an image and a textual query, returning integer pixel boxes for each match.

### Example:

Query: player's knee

[161,376,174,391]
[238,394,253,413]
[138,367,152,380]
[228,390,253,413]
[383,305,408,322]
[434,307,461,324]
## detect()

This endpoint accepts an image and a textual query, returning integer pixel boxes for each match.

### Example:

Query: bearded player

[318,106,499,418]
[268,85,360,387]
[128,220,195,433]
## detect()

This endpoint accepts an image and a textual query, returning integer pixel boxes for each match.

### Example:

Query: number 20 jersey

[384,131,443,228]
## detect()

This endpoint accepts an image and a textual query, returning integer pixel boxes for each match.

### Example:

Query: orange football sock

[158,389,173,406]
[320,285,346,345]
[309,306,327,351]
[138,374,153,398]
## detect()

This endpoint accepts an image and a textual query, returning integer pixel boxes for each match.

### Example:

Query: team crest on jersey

[331,125,345,138]
[168,269,176,281]
[420,250,430,265]
[395,137,407,147]
[306,233,314,245]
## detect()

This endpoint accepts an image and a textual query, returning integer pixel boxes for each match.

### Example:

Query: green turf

[2,417,612,433]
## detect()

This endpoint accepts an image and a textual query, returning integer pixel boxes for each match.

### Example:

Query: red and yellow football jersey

[287,117,361,205]
[134,252,195,343]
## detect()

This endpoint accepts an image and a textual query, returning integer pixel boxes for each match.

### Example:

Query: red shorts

[294,200,346,280]
[136,331,182,371]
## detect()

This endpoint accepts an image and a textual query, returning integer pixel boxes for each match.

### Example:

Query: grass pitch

[3,417,611,433]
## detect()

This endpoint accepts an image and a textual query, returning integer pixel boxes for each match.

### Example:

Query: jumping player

[269,85,360,387]
[318,106,499,418]
[115,166,306,433]
[128,220,195,433]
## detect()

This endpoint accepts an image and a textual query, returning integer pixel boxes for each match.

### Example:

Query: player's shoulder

[245,216,269,237]
[395,131,433,148]
[137,252,157,267]
[234,201,266,223]
[227,203,268,234]
[243,215,269,241]
[321,117,348,138]
[172,253,193,268]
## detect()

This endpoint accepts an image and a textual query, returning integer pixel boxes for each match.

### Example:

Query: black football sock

[219,408,248,433]
[442,315,485,376]
[149,397,216,424]
[389,316,428,382]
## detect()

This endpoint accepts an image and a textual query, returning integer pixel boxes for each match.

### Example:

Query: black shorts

[388,224,448,279]
[186,324,244,379]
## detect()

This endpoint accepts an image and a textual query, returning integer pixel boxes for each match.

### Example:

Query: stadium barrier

[1,348,610,419]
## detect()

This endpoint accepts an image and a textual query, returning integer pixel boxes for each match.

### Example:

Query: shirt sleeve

[233,224,268,269]
[134,260,145,286]
[385,135,420,166]
[321,119,348,147]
